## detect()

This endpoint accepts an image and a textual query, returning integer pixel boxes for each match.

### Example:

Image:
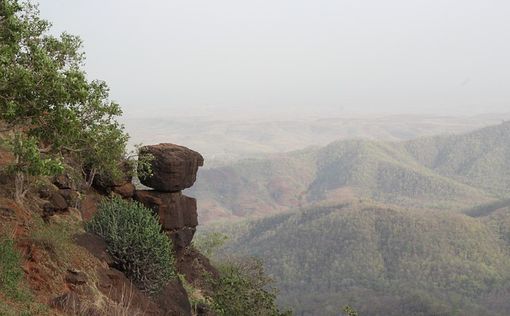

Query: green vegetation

[4,133,64,202]
[29,216,78,265]
[194,122,510,315]
[0,238,28,301]
[0,0,295,313]
[0,237,49,315]
[191,122,510,222]
[483,206,510,245]
[464,197,510,217]
[0,0,128,198]
[342,306,358,316]
[193,231,229,257]
[212,203,510,315]
[192,231,291,315]
[404,122,510,195]
[85,197,175,294]
[211,258,291,316]
[3,1,510,315]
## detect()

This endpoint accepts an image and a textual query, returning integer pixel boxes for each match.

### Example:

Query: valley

[192,121,510,315]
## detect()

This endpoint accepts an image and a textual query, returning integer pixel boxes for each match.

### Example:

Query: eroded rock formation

[28,142,212,315]
[135,143,203,250]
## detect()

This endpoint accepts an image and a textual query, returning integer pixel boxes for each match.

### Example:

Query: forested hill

[403,121,510,194]
[189,122,510,223]
[213,202,510,315]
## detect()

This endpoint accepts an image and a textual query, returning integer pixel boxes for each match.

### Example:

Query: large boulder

[138,144,204,192]
[134,190,198,230]
[155,278,192,316]
[170,227,197,250]
[79,190,103,221]
[134,190,198,249]
[112,182,136,199]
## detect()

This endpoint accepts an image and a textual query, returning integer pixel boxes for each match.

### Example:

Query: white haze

[39,0,510,120]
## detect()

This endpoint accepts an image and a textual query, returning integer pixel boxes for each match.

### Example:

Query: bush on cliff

[211,257,291,316]
[85,197,175,294]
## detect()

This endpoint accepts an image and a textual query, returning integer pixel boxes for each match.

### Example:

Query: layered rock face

[135,143,204,250]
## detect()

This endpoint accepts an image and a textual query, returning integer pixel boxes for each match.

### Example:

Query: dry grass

[99,285,145,316]
[53,284,145,316]
[91,283,145,316]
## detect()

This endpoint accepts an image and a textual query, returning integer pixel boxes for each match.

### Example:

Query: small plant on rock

[85,197,175,294]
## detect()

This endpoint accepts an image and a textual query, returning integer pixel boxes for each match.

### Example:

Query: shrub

[211,258,292,316]
[343,306,359,316]
[85,197,174,294]
[192,231,228,257]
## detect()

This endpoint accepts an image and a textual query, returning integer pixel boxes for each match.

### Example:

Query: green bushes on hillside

[211,258,291,316]
[86,197,175,294]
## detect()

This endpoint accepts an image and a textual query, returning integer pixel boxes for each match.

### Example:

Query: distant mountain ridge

[189,122,510,223]
[125,113,510,164]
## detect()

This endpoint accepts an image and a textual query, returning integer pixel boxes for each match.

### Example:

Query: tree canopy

[0,0,128,197]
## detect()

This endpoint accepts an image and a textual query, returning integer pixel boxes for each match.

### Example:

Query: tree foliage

[193,231,229,257]
[342,306,358,316]
[4,133,63,200]
[211,258,291,316]
[216,203,510,315]
[0,0,128,192]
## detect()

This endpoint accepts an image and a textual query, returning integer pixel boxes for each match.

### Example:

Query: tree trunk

[86,168,97,188]
[14,171,24,203]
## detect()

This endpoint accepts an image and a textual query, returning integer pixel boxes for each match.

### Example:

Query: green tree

[5,133,63,201]
[0,0,128,189]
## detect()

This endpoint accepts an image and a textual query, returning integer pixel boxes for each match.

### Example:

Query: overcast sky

[39,0,510,118]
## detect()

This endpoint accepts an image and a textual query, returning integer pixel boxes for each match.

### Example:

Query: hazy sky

[39,0,510,118]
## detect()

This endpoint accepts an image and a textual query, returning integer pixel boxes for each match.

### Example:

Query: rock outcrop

[0,140,213,316]
[135,143,203,251]
[134,190,198,248]
[138,143,204,192]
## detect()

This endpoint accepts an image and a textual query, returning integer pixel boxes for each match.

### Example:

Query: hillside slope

[306,139,489,209]
[403,122,510,195]
[214,203,510,315]
[190,123,510,223]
